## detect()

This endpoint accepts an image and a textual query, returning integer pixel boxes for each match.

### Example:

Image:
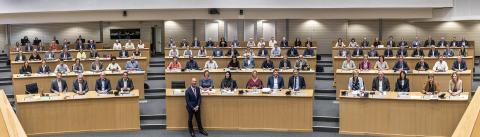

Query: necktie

[79,83,82,92]
[193,87,197,97]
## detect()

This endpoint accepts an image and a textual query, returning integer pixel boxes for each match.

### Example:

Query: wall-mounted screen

[110,29,140,39]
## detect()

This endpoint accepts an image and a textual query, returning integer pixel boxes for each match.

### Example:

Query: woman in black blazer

[19,61,32,74]
[395,71,410,92]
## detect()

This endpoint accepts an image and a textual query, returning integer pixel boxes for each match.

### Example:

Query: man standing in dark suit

[288,69,306,90]
[185,78,208,137]
[372,71,390,92]
[116,72,134,92]
[95,72,112,94]
[73,74,88,95]
[50,72,68,93]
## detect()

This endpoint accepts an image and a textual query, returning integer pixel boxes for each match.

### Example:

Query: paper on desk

[410,96,422,99]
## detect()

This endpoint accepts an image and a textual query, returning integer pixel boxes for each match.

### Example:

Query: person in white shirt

[246,38,256,47]
[125,40,135,49]
[112,40,122,50]
[433,55,449,72]
[271,44,282,57]
[106,57,122,71]
[257,38,266,47]
[183,46,193,57]
[349,38,358,47]
[204,56,218,69]
[137,40,145,48]
[268,37,277,47]
[197,46,207,57]
[169,47,179,57]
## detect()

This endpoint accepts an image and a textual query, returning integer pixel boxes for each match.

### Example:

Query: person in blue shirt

[125,57,140,70]
[212,44,223,57]
[185,56,199,70]
[200,70,214,89]
[242,54,255,69]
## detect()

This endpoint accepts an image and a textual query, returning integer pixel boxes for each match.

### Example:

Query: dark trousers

[187,108,204,133]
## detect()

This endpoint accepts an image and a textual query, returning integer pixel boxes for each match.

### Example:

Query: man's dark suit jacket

[116,78,134,91]
[185,86,202,111]
[95,78,112,92]
[372,77,390,91]
[288,76,306,89]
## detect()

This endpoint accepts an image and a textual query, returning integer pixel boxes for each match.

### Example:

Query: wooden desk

[166,89,313,132]
[452,87,480,137]
[165,47,316,57]
[9,41,151,51]
[15,90,140,136]
[332,56,474,71]
[0,90,27,137]
[11,57,148,74]
[12,71,146,99]
[165,69,315,89]
[9,48,151,61]
[165,56,316,69]
[166,41,317,47]
[334,69,472,97]
[331,46,474,59]
[339,91,469,137]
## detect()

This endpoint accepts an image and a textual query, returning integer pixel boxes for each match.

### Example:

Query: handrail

[452,87,480,137]
[0,90,27,137]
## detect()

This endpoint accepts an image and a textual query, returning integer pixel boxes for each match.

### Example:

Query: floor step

[312,121,339,132]
[144,88,166,93]
[144,92,166,99]
[140,114,166,120]
[147,75,165,80]
[316,72,333,76]
[150,64,165,67]
[315,89,336,93]
[313,115,339,122]
[0,76,12,81]
[0,81,12,86]
[147,72,165,76]
[0,68,10,72]
[317,63,332,67]
[316,60,332,64]
[140,119,166,129]
[316,76,334,80]
[314,93,336,100]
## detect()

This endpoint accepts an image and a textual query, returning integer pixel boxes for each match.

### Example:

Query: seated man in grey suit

[116,72,134,92]
[73,74,88,95]
[242,54,255,69]
[372,71,390,92]
[50,72,68,93]
[91,57,104,72]
[95,72,112,94]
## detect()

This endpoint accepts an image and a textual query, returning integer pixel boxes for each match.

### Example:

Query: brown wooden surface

[165,69,315,89]
[9,48,150,61]
[15,90,140,136]
[0,90,27,137]
[332,46,474,59]
[452,87,480,137]
[335,69,473,97]
[166,88,313,132]
[12,71,146,99]
[339,91,469,137]
[165,56,316,69]
[165,47,316,57]
[9,41,151,51]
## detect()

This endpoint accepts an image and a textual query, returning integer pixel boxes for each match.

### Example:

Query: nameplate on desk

[371,95,386,99]
[119,93,134,96]
[73,95,87,99]
[449,95,468,100]
[97,93,113,97]
[410,96,422,99]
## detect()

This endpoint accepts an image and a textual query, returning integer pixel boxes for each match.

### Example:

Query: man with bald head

[372,71,390,92]
[95,72,112,94]
[185,78,208,137]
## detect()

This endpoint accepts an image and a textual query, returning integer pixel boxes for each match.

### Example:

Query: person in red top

[167,56,182,70]
[49,40,59,51]
[246,70,263,89]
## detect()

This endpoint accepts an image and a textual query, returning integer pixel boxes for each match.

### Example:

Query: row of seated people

[168,43,316,57]
[168,36,314,48]
[16,35,146,52]
[14,48,143,61]
[341,55,467,72]
[338,45,468,57]
[167,55,310,70]
[49,71,134,94]
[347,69,463,95]
[333,35,470,48]
[197,69,307,90]
[18,57,142,74]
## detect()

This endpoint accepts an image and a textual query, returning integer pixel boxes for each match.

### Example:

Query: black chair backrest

[171,81,186,89]
[25,83,39,94]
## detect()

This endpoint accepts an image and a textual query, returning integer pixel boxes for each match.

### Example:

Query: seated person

[220,71,237,90]
[231,39,240,47]
[15,51,26,61]
[443,46,455,57]
[385,36,395,47]
[106,57,122,71]
[257,44,269,57]
[88,40,96,49]
[19,61,32,74]
[395,71,410,92]
[433,55,448,72]
[367,46,378,57]
[246,38,256,47]
[29,49,42,61]
[342,55,356,70]
[287,46,299,57]
[358,55,371,70]
[452,56,467,71]
[270,44,282,57]
[60,48,72,60]
[90,49,100,58]
[424,36,435,47]
[227,56,240,69]
[38,59,51,74]
[180,38,189,47]
[335,38,346,47]
[427,46,440,57]
[393,56,409,71]
[183,46,193,57]
[303,44,315,56]
[184,56,199,70]
[119,47,129,58]
[75,40,85,50]
[242,54,255,69]
[396,46,407,57]
[226,46,239,57]
[197,46,207,57]
[212,44,223,57]
[95,72,112,94]
[167,38,176,48]
[205,37,214,47]
[50,72,68,93]
[279,56,291,70]
[72,58,84,73]
[398,37,408,47]
[54,59,70,73]
[267,69,284,89]
[422,74,439,95]
[373,37,381,47]
[460,37,468,47]
[257,38,266,47]
[91,57,104,72]
[349,38,358,47]
[24,42,34,52]
[372,71,390,92]
[352,46,363,57]
[338,47,350,57]
[348,69,364,91]
[76,49,87,59]
[112,40,122,50]
[246,70,263,89]
[448,72,463,96]
[305,38,313,47]
[450,37,458,47]
[204,56,218,69]
[288,69,306,90]
[437,37,448,47]
[374,55,389,70]
[459,46,467,57]
[125,40,135,49]
[126,57,141,70]
[116,72,134,91]
[133,47,142,57]
[200,70,214,89]
[243,47,254,57]
[167,56,181,70]
[268,37,277,47]
[261,56,275,69]
[295,55,309,70]
[361,36,369,47]
[412,36,421,48]
[415,56,430,71]
[44,50,55,60]
[73,74,88,95]
[169,47,179,57]
[280,37,288,47]
[411,46,424,57]
[13,42,22,52]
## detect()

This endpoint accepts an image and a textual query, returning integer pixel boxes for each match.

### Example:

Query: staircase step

[140,114,166,120]
[144,92,166,99]
[315,89,336,93]
[314,93,336,100]
[0,81,12,86]
[144,88,166,93]
[0,68,10,72]
[6,94,13,98]
[317,63,332,67]
[313,121,339,132]
[0,76,12,81]
[150,64,165,67]
[317,60,332,64]
[140,119,166,129]
[0,54,7,57]
[316,72,333,76]
[316,76,333,80]
[147,72,165,76]
[313,115,339,122]
[147,75,165,80]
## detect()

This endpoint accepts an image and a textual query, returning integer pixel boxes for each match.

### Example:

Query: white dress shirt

[268,40,277,47]
[112,43,122,50]
[107,63,122,71]
[204,60,218,69]
[433,60,449,71]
